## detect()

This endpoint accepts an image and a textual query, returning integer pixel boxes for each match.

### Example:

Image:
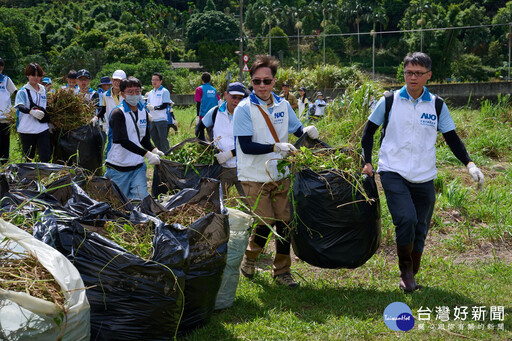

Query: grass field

[175,92,512,340]
[3,94,511,340]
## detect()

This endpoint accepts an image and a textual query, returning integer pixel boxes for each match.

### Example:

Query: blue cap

[227,82,247,96]
[99,76,112,85]
[42,77,51,84]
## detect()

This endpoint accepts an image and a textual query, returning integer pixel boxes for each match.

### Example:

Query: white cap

[112,70,126,80]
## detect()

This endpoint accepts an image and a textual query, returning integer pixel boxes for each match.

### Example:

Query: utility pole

[296,18,302,72]
[508,24,511,81]
[371,30,376,81]
[239,0,244,81]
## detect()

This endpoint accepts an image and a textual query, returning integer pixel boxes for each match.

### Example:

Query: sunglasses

[252,78,273,85]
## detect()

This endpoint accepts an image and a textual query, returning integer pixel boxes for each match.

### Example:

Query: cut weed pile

[82,178,131,212]
[46,89,95,131]
[0,248,65,309]
[284,146,361,173]
[164,142,216,165]
[97,220,155,260]
[158,202,215,226]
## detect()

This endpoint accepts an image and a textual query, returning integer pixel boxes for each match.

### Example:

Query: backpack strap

[379,90,394,145]
[435,95,444,129]
[380,91,445,142]
[211,105,220,125]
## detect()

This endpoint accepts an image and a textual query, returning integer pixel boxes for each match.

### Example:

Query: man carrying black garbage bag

[234,55,319,288]
[361,52,484,293]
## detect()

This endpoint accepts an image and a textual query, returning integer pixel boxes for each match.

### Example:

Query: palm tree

[260,0,281,56]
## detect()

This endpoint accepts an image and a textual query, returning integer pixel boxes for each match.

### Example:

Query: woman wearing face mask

[105,76,164,200]
[14,62,52,162]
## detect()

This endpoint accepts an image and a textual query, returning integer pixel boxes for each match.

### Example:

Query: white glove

[273,142,297,157]
[195,116,200,125]
[146,104,155,111]
[467,162,484,189]
[90,116,98,125]
[144,151,161,165]
[215,150,233,164]
[29,108,45,120]
[303,125,319,139]
[152,147,165,157]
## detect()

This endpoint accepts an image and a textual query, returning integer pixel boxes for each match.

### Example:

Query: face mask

[125,94,142,106]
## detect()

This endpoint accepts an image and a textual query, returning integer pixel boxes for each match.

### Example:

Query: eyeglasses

[230,95,245,100]
[252,78,273,85]
[404,70,430,78]
[124,89,141,95]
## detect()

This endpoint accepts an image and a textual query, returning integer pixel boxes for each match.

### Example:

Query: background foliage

[2,0,512,90]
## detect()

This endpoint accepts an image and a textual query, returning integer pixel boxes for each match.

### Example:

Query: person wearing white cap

[145,72,172,152]
[312,91,327,117]
[92,69,126,134]
[196,81,247,197]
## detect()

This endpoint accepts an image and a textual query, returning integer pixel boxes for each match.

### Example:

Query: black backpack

[380,90,444,145]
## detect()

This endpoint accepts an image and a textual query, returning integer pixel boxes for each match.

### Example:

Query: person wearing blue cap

[97,76,112,96]
[76,69,98,104]
[0,57,17,164]
[42,77,54,93]
[196,81,247,197]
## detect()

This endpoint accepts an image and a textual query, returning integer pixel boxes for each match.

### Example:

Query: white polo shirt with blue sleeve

[369,86,456,183]
[234,93,301,182]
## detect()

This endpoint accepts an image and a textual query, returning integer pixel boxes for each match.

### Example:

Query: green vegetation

[2,0,512,88]
[2,78,511,339]
[175,81,509,340]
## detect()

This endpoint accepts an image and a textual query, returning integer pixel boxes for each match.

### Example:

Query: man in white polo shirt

[146,72,172,152]
[234,55,319,288]
[361,52,484,293]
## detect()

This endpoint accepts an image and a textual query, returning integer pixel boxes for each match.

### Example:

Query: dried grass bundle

[158,202,215,226]
[46,89,95,131]
[0,249,65,309]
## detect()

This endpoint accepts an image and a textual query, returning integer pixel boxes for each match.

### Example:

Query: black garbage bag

[294,133,331,149]
[5,162,83,184]
[152,138,221,196]
[35,210,189,341]
[291,169,381,269]
[0,173,9,198]
[52,124,104,175]
[141,179,229,334]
